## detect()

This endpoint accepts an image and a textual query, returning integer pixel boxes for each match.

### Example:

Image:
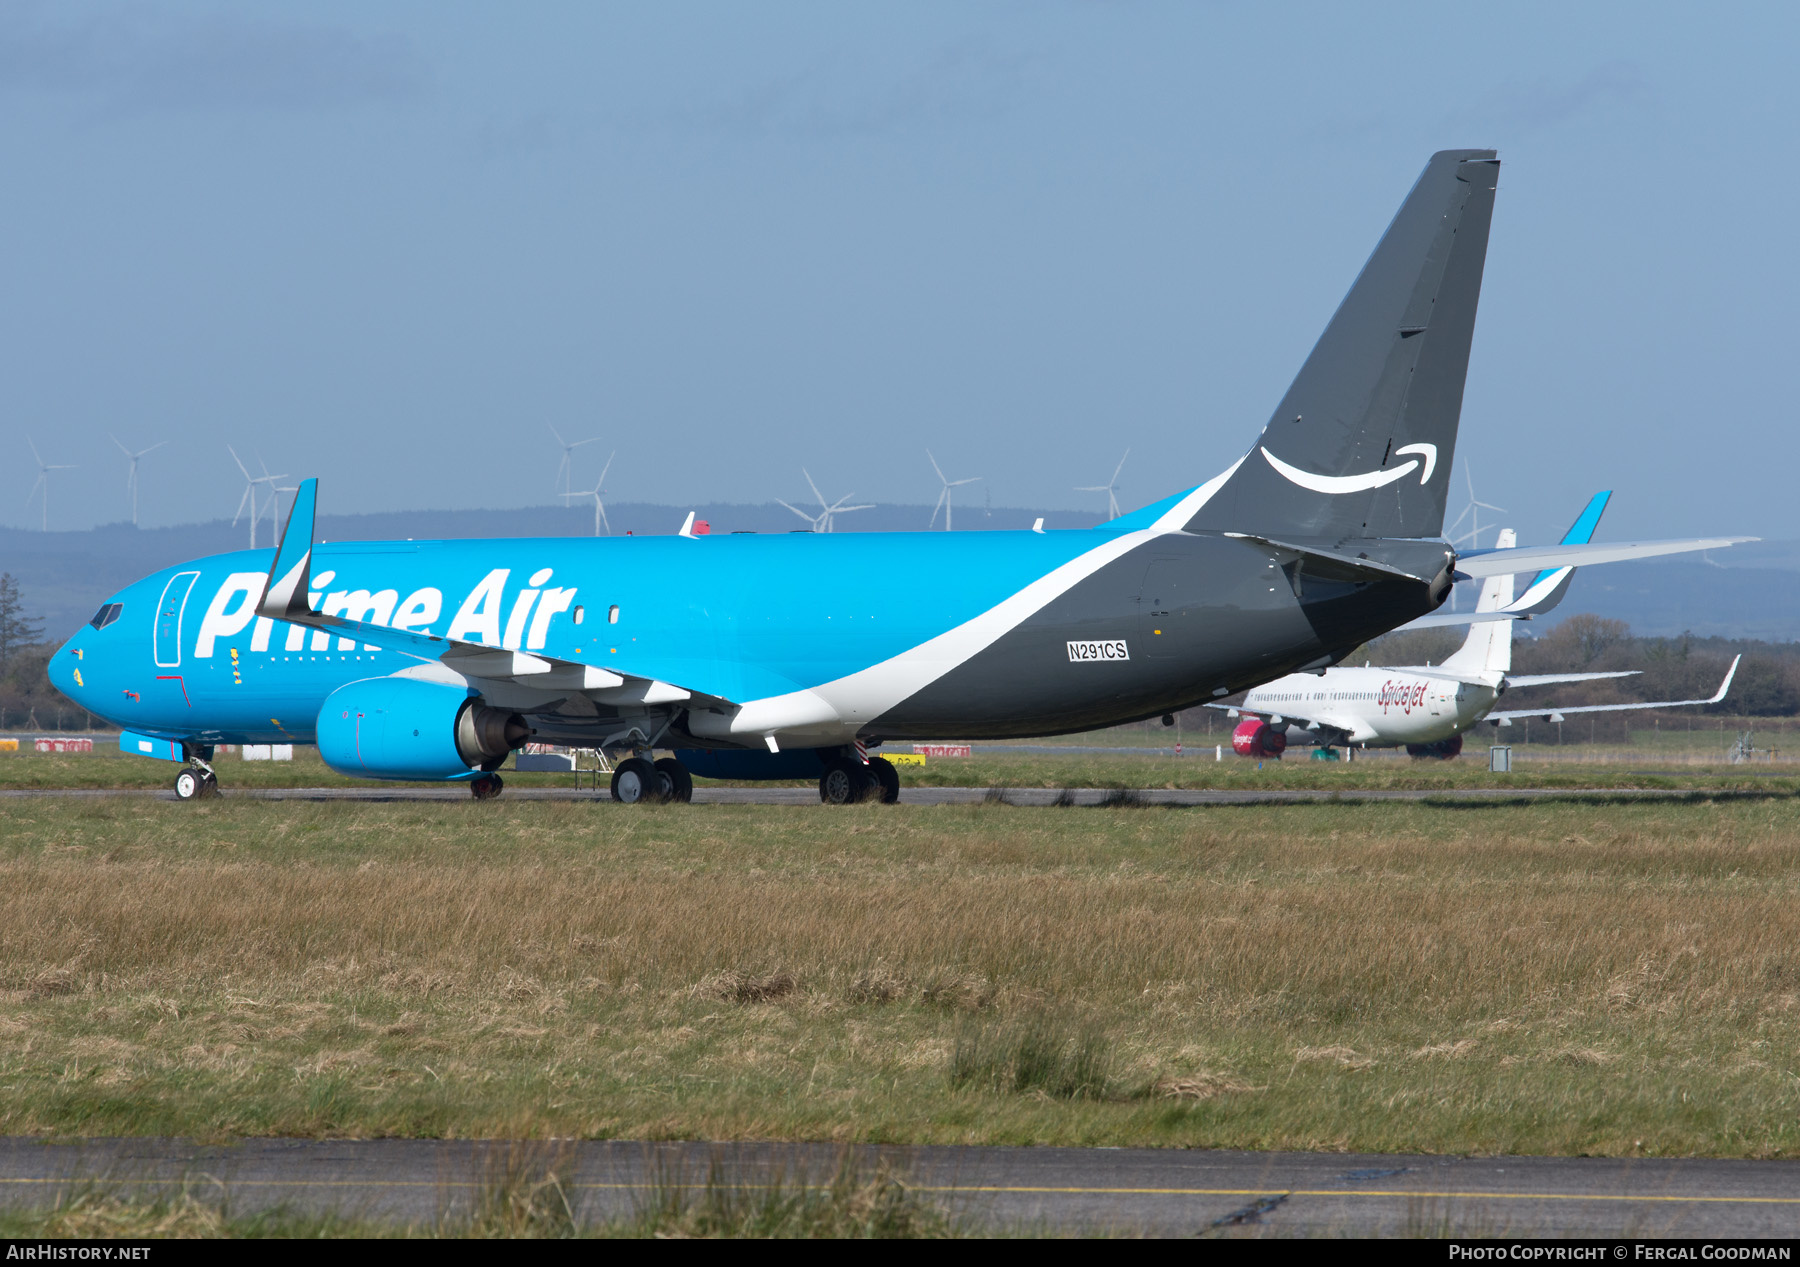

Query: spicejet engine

[1231,717,1288,759]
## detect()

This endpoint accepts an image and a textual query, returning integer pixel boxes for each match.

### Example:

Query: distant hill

[0,501,1103,641]
[1556,557,1800,641]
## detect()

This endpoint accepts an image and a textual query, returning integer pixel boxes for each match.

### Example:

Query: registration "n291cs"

[1067,640,1129,662]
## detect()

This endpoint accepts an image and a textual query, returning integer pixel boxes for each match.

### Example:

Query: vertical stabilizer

[1187,150,1500,542]
[1441,527,1515,674]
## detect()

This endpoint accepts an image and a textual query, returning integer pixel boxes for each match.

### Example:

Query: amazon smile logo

[1260,443,1437,494]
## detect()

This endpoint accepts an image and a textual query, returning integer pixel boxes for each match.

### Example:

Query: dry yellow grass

[1,792,1797,1154]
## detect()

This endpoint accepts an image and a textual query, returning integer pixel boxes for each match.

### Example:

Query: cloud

[0,3,427,117]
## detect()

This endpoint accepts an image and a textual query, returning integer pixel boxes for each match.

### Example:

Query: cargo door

[154,571,201,668]
[1138,557,1189,660]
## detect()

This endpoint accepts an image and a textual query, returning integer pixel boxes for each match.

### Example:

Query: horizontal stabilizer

[1223,533,1433,583]
[1394,608,1522,630]
[1490,656,1739,722]
[1455,537,1755,578]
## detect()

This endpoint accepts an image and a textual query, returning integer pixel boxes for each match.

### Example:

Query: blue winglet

[258,477,318,620]
[1560,491,1611,546]
[1508,490,1610,612]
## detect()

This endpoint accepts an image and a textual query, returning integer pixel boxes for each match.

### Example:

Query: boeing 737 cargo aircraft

[1224,497,1741,759]
[49,150,1751,803]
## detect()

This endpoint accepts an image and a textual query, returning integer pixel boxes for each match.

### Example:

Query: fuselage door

[1139,556,1187,660]
[154,571,201,668]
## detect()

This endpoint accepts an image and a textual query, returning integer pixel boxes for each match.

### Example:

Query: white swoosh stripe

[1261,448,1417,494]
[715,457,1247,741]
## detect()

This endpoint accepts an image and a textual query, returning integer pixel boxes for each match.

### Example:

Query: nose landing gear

[173,747,220,801]
[173,768,218,800]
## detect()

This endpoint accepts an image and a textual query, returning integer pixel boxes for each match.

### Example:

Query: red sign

[35,737,94,754]
[912,743,972,758]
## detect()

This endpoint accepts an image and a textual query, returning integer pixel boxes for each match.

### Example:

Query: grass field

[3,787,1799,1158]
[5,743,1797,795]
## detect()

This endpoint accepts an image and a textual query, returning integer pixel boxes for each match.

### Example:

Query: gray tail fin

[1186,150,1499,542]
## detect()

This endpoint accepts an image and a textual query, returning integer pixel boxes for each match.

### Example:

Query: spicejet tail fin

[1440,528,1516,674]
[1186,150,1500,542]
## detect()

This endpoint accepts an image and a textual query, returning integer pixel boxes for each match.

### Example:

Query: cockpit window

[88,603,123,631]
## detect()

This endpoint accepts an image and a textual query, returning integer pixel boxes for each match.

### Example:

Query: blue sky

[3,2,1797,544]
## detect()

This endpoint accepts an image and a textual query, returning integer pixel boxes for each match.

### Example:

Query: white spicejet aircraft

[1220,500,1742,759]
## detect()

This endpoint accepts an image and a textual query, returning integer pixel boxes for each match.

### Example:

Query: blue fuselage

[53,525,1439,751]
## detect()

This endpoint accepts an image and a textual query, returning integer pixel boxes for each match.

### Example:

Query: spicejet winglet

[50,150,1752,803]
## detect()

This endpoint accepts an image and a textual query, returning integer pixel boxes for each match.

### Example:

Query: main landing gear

[609,755,694,804]
[470,774,505,800]
[819,756,900,805]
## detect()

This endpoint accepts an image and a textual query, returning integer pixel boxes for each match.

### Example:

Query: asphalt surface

[0,1138,1794,1236]
[0,784,1779,806]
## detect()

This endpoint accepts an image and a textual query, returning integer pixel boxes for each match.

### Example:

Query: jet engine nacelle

[1405,734,1464,761]
[1232,717,1288,759]
[316,676,529,781]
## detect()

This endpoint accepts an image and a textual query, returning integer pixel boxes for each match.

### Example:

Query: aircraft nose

[51,636,88,700]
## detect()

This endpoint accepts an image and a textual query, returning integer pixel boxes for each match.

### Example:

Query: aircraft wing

[1455,537,1755,579]
[1503,671,1641,688]
[1489,656,1739,723]
[258,479,730,708]
[1396,491,1616,631]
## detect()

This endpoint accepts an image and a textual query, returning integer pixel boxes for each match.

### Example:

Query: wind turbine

[926,450,980,532]
[1076,449,1130,520]
[562,451,615,536]
[1446,461,1507,552]
[1445,461,1507,611]
[24,438,76,532]
[777,468,874,533]
[549,424,600,500]
[228,446,287,549]
[109,435,166,527]
[257,458,297,537]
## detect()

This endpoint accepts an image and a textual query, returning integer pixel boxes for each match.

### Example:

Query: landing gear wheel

[867,757,900,804]
[174,769,202,801]
[199,771,219,798]
[654,757,693,803]
[611,757,663,804]
[470,774,505,800]
[819,759,876,805]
